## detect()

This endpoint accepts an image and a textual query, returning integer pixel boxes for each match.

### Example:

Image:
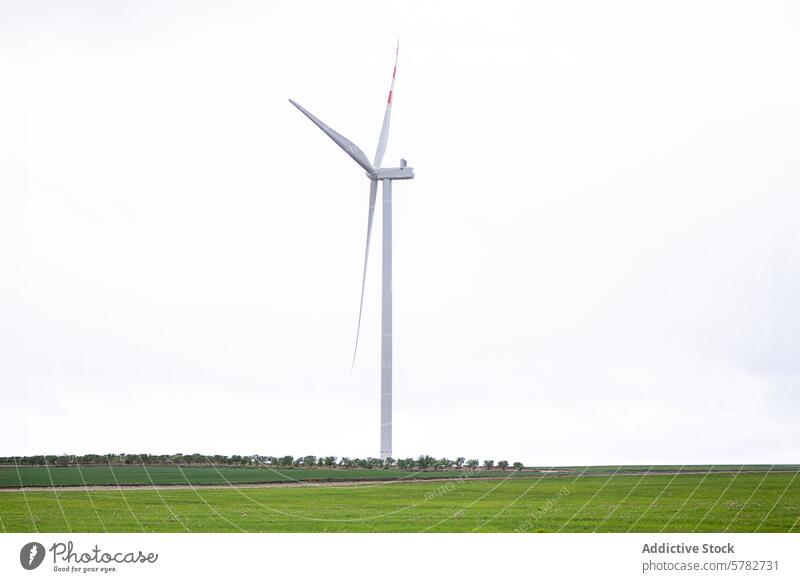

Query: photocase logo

[19,542,46,570]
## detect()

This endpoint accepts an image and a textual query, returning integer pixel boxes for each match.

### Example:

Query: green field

[0,465,478,488]
[2,464,795,488]
[1,471,798,532]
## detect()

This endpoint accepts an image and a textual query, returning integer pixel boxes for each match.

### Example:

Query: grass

[3,464,796,488]
[0,471,798,532]
[0,465,492,487]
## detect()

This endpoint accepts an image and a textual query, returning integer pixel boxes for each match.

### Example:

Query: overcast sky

[1,1,798,464]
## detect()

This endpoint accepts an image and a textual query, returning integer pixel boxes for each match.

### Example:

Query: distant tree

[340,457,352,468]
[483,459,495,471]
[438,458,452,471]
[396,458,408,470]
[280,455,294,467]
[466,459,479,469]
[383,457,395,469]
[404,457,416,470]
[302,455,317,467]
[513,462,524,471]
[322,456,337,468]
[455,457,465,469]
[417,455,436,471]
[497,460,509,471]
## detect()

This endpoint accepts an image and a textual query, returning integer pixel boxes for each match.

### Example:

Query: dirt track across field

[0,469,793,493]
[1,476,512,493]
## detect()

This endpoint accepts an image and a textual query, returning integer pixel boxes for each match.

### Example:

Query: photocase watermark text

[515,487,570,532]
[50,541,158,566]
[423,467,482,501]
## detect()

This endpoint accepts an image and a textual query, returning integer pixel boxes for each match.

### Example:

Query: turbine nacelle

[371,162,414,181]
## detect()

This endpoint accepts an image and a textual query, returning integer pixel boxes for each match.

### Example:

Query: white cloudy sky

[1,1,798,464]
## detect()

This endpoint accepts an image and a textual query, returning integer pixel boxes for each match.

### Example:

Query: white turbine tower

[290,43,413,460]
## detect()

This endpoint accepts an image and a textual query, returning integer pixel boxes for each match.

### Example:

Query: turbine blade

[373,41,399,169]
[289,99,375,174]
[352,178,379,369]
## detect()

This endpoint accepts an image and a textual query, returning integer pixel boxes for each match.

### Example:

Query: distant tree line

[0,454,526,471]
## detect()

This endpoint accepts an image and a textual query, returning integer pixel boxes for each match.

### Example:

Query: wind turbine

[289,43,413,460]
